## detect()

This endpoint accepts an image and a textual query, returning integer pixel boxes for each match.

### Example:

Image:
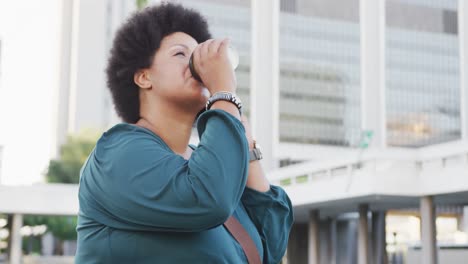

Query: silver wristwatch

[205,92,242,114]
[249,140,263,162]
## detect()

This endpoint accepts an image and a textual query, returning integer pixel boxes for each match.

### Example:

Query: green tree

[23,129,101,254]
[136,0,149,10]
[46,129,100,184]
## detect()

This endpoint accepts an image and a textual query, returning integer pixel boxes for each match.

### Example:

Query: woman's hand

[191,38,237,94]
[240,115,271,192]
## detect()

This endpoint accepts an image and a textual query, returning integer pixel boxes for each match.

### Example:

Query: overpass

[271,140,468,264]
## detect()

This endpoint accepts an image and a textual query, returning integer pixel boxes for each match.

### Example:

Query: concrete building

[0,0,74,185]
[55,0,135,153]
[0,36,3,184]
[0,147,3,184]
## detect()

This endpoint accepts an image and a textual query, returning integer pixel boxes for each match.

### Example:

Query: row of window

[181,0,461,148]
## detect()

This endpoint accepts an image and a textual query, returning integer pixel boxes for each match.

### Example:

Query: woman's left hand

[240,115,271,192]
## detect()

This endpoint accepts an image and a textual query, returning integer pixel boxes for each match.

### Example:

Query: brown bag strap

[224,216,262,264]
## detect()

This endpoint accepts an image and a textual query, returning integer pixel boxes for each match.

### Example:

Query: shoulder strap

[224,216,262,264]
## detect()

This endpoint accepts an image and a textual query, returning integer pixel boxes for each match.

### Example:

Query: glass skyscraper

[386,0,460,147]
[177,0,462,149]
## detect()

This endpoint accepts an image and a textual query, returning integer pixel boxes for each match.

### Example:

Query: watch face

[255,148,263,160]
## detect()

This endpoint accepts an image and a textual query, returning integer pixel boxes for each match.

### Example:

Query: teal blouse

[75,109,293,264]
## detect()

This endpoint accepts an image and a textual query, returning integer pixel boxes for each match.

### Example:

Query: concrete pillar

[287,223,308,264]
[358,204,369,264]
[461,206,468,232]
[359,0,386,148]
[328,218,337,264]
[420,196,438,264]
[308,210,320,264]
[459,0,468,140]
[9,213,23,264]
[250,0,280,172]
[372,211,388,264]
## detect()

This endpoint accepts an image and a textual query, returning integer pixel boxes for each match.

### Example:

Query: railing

[268,140,468,187]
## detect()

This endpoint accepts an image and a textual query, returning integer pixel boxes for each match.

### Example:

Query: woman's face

[140,32,209,113]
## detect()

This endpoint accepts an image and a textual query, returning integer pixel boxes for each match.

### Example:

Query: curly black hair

[106,2,212,123]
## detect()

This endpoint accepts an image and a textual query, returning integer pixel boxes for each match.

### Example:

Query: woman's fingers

[191,37,236,93]
[197,38,229,64]
[218,38,230,57]
[192,39,214,82]
[193,41,202,72]
[208,39,223,57]
[199,39,214,66]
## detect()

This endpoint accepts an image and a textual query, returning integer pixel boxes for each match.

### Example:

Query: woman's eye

[175,52,185,57]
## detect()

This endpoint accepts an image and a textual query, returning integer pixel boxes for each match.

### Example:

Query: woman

[75,3,293,263]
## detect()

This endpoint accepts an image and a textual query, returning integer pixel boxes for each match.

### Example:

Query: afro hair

[106,2,212,123]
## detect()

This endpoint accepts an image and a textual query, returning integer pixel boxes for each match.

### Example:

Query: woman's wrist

[246,161,270,192]
[210,100,241,120]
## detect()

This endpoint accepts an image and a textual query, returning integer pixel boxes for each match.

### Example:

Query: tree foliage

[24,129,101,243]
[136,0,149,10]
[46,130,99,184]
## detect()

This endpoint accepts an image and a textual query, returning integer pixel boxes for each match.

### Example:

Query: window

[385,0,461,147]
[280,0,296,13]
[279,0,361,146]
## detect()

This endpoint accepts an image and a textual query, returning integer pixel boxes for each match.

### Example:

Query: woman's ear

[134,69,152,89]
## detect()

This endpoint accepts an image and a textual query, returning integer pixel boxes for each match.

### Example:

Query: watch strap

[249,140,263,162]
[249,149,261,162]
[206,92,242,114]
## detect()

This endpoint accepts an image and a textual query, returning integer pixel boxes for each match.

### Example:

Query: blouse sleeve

[241,185,294,264]
[78,109,249,232]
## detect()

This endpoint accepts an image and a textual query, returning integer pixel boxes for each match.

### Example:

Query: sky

[0,0,62,185]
